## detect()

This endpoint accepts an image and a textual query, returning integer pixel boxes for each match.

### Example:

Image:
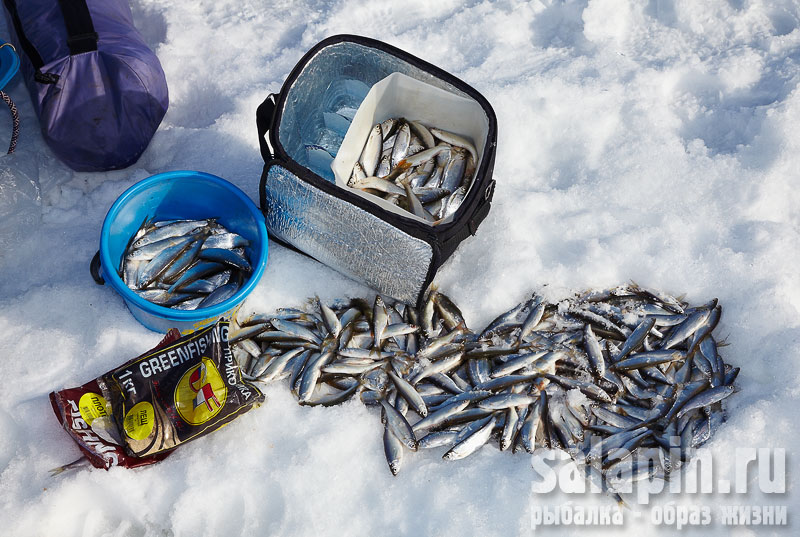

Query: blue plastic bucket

[0,43,20,91]
[97,171,268,334]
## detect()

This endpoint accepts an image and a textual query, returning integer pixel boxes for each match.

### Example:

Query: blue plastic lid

[0,43,20,91]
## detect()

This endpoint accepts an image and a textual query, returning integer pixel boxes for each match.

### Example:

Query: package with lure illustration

[50,321,264,469]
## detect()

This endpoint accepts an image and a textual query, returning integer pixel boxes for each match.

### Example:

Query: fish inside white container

[331,72,490,225]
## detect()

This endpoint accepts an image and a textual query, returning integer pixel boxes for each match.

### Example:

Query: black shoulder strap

[256,93,276,162]
[3,0,46,69]
[56,0,98,55]
[3,0,97,84]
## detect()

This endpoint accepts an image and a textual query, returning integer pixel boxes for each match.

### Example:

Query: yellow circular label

[78,392,109,426]
[174,358,227,426]
[124,401,155,440]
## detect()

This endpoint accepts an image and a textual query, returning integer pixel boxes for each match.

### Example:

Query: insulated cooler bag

[2,0,168,171]
[257,35,497,306]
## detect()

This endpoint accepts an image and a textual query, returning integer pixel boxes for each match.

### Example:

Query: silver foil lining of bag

[263,164,433,304]
[278,41,480,182]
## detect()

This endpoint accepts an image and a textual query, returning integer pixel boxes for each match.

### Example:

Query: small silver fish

[391,122,411,168]
[360,124,383,177]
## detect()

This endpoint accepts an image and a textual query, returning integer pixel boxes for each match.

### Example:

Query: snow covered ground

[1,0,799,535]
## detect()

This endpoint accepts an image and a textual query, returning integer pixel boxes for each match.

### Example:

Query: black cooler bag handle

[256,93,277,162]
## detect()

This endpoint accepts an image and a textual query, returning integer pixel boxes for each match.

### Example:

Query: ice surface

[1,0,799,535]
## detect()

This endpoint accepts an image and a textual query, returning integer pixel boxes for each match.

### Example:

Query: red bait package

[50,321,264,469]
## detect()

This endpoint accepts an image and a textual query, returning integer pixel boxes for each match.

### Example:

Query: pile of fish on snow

[229,283,738,502]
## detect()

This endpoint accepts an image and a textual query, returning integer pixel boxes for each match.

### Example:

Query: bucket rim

[100,170,268,322]
[0,43,20,92]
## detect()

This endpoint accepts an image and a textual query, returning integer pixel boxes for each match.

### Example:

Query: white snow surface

[1,1,799,535]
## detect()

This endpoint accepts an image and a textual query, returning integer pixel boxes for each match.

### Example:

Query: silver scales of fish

[347,118,478,224]
[119,218,252,310]
[227,283,738,506]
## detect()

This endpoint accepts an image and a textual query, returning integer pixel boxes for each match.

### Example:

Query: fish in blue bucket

[121,217,252,311]
[97,171,269,334]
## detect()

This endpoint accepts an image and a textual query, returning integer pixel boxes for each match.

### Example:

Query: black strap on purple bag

[56,0,98,55]
[3,0,98,84]
[2,0,50,81]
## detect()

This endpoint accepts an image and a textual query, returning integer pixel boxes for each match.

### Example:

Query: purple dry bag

[2,0,168,171]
